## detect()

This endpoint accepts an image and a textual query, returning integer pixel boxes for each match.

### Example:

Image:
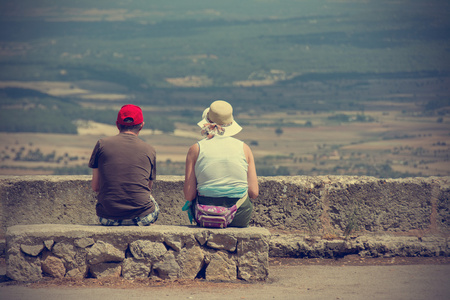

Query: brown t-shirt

[89,133,157,219]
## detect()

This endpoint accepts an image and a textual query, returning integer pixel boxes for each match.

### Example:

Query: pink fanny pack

[194,193,247,228]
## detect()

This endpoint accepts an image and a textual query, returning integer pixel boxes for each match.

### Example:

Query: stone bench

[6,224,270,282]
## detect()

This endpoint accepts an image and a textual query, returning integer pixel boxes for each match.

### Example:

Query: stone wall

[2,175,450,281]
[6,224,270,282]
[1,175,449,238]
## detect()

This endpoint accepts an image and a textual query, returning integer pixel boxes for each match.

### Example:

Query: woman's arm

[183,143,199,201]
[244,143,259,199]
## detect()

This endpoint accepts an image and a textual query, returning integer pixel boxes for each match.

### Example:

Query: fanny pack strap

[235,192,248,209]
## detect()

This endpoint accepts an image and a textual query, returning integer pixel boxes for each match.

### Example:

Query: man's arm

[91,168,100,193]
[148,180,153,192]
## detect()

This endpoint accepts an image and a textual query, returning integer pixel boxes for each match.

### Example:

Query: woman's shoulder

[188,143,200,154]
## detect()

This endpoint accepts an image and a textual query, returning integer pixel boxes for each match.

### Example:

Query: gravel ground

[1,256,450,300]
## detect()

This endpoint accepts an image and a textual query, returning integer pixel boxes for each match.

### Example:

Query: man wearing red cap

[88,104,159,226]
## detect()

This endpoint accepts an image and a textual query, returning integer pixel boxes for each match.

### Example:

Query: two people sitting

[89,100,258,228]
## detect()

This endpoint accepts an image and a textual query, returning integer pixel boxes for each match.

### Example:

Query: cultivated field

[1,100,448,178]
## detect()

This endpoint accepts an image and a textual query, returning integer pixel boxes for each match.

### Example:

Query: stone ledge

[269,233,450,258]
[6,224,270,282]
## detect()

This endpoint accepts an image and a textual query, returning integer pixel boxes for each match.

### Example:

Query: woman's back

[195,136,248,198]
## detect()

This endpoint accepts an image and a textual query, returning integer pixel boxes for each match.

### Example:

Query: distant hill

[0,0,449,133]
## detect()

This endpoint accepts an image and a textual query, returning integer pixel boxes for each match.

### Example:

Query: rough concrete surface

[1,175,449,237]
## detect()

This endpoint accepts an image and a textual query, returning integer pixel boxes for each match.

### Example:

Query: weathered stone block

[152,251,180,279]
[65,265,88,278]
[87,241,124,265]
[237,237,269,281]
[53,242,78,268]
[6,252,42,282]
[74,237,95,248]
[41,253,66,278]
[164,235,183,252]
[90,262,122,278]
[176,245,204,279]
[206,233,237,251]
[122,257,151,279]
[44,240,54,251]
[206,251,237,281]
[129,240,167,262]
[21,244,44,257]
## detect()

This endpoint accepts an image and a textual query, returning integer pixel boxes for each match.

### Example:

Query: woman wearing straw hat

[183,100,258,227]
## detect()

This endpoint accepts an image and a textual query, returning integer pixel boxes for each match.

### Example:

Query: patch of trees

[0,96,175,134]
[257,165,291,176]
[327,113,374,123]
[1,108,79,134]
[424,99,449,111]
[3,146,80,164]
[53,165,91,175]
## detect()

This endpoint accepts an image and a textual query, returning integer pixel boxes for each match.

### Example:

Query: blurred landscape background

[0,0,449,177]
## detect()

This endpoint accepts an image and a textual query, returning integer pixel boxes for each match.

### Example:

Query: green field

[1,0,449,88]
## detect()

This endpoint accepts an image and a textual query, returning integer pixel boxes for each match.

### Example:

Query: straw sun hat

[197,100,242,137]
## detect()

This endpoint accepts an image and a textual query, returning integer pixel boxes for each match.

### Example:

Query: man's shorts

[98,195,159,226]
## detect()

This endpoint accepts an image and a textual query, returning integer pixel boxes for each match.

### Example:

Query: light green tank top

[195,136,248,198]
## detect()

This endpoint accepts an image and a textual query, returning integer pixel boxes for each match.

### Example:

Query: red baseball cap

[116,104,144,126]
